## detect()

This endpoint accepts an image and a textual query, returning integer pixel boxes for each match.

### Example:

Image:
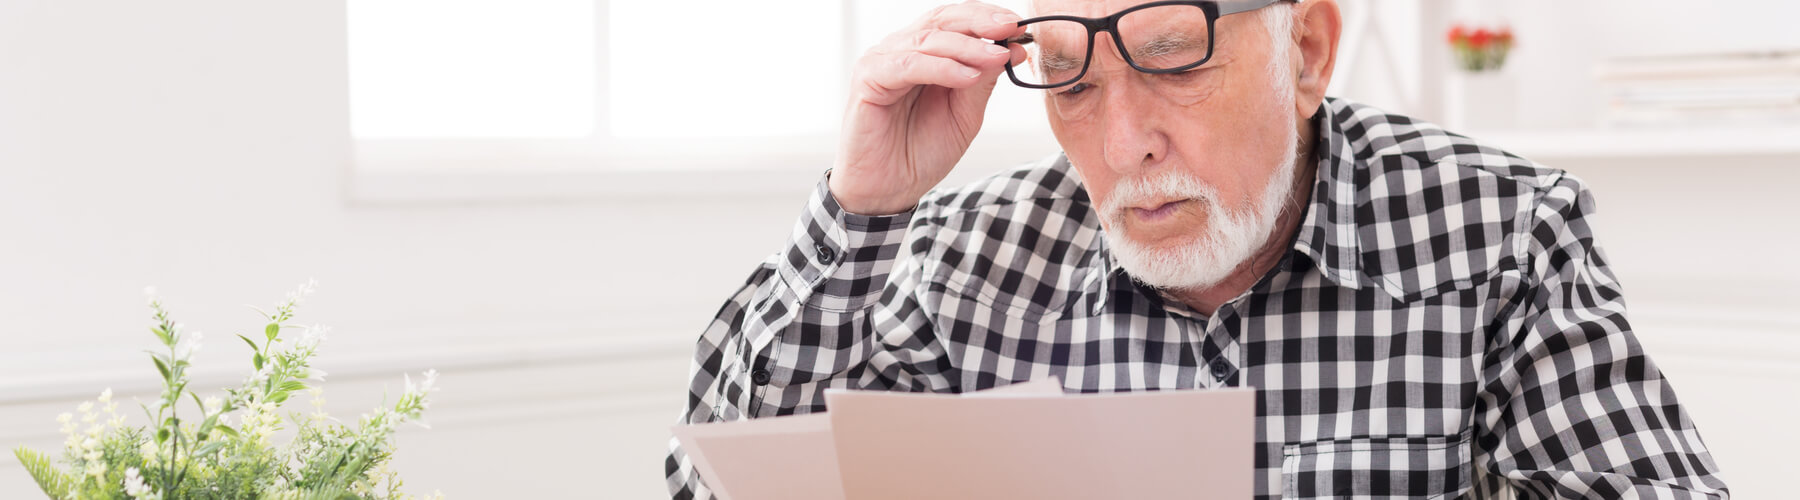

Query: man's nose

[1098,75,1169,178]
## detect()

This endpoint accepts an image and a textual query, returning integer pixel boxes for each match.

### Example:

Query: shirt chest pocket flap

[1281,430,1473,500]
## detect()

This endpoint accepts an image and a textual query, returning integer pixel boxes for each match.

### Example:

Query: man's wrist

[826,171,919,216]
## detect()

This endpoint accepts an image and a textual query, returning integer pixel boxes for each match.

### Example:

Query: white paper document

[671,378,1254,500]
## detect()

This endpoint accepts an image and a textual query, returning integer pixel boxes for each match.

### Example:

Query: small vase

[1445,71,1518,132]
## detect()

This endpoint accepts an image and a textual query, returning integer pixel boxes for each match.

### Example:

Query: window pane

[608,0,843,138]
[349,0,596,138]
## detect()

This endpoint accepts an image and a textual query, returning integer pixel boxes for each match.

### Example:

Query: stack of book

[1595,50,1800,128]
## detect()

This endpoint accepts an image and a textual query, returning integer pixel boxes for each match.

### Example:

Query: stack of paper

[672,379,1255,500]
[1595,50,1800,127]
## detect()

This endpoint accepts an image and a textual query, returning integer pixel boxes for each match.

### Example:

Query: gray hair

[1259,3,1297,102]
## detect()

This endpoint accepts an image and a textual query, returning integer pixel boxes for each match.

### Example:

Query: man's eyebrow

[1039,49,1084,72]
[1131,32,1206,60]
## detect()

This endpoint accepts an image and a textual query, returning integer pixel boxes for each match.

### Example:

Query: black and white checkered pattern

[666,98,1728,499]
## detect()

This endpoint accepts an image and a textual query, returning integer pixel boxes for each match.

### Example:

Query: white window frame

[347,0,1061,204]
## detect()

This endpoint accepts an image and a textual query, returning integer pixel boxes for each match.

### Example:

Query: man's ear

[1291,0,1342,118]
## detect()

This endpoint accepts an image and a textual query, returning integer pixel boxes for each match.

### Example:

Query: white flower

[297,324,330,349]
[58,413,78,435]
[123,467,156,498]
[97,388,113,404]
[174,331,205,361]
[249,363,274,386]
[84,462,104,478]
[77,402,93,414]
[420,369,439,395]
[404,369,440,397]
[203,396,222,415]
[284,279,319,308]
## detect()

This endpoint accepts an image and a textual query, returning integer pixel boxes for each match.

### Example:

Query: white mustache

[1100,171,1229,226]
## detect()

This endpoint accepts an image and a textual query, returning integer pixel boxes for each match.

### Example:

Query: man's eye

[1164,68,1206,79]
[1058,82,1093,97]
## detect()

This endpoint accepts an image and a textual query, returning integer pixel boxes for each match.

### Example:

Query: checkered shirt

[666,98,1729,499]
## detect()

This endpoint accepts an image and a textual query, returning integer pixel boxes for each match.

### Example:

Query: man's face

[1029,0,1302,289]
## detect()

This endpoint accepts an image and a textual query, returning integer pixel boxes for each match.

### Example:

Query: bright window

[346,0,1047,178]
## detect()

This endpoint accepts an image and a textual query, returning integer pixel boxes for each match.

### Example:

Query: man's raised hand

[829,1,1029,215]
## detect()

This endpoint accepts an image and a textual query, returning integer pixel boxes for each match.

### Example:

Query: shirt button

[751,369,772,386]
[815,243,836,265]
[1209,361,1231,380]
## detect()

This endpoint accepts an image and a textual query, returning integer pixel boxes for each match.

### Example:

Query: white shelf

[1464,126,1800,160]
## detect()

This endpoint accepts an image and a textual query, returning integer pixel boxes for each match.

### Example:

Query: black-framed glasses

[997,0,1292,89]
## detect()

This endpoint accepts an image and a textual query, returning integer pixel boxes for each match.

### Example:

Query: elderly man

[668,0,1728,498]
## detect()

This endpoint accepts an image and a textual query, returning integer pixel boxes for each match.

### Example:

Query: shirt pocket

[1280,430,1473,500]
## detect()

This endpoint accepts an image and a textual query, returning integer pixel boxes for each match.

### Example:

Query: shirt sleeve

[665,172,951,500]
[1477,172,1730,498]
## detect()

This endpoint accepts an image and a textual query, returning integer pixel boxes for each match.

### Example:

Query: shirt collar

[1290,99,1369,290]
[1095,99,1369,292]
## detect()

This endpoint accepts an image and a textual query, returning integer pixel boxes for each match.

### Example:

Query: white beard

[1096,112,1301,291]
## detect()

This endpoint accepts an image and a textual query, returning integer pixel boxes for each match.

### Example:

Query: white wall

[2,1,1794,499]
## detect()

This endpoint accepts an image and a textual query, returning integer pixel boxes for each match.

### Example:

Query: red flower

[1447,25,1467,45]
[1496,27,1515,46]
[1469,29,1494,49]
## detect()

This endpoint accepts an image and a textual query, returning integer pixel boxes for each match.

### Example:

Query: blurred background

[2,0,1795,497]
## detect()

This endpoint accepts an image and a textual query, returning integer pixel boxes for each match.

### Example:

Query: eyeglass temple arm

[1219,0,1298,16]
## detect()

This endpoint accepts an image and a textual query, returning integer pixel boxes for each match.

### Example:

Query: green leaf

[151,326,172,346]
[13,447,76,498]
[192,440,226,457]
[278,380,308,393]
[254,353,265,371]
[153,356,171,381]
[156,427,170,444]
[238,333,260,352]
[269,391,291,404]
[266,323,280,341]
[211,424,240,439]
[188,392,206,414]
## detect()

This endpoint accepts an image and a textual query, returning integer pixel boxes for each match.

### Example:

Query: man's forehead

[1028,0,1145,18]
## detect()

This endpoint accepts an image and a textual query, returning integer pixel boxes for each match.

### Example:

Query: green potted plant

[14,282,443,499]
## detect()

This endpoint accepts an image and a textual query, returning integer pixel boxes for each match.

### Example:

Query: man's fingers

[857,51,988,105]
[849,2,1026,105]
[911,29,1014,69]
[915,1,1028,42]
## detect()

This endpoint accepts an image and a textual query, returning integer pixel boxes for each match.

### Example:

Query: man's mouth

[1129,199,1192,222]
